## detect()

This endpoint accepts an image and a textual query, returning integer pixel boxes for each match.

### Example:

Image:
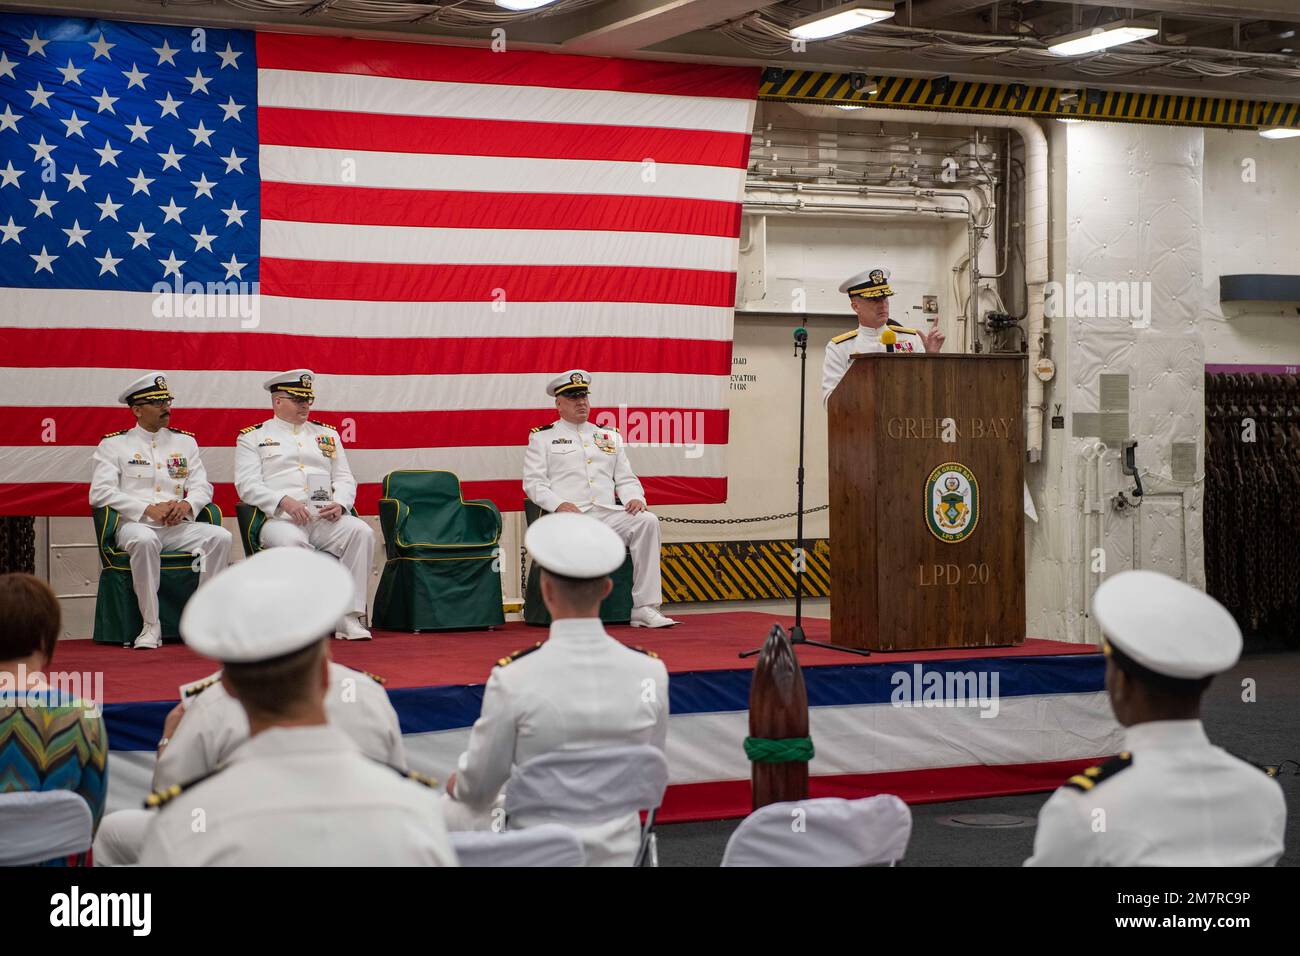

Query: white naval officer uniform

[821,322,927,407]
[89,424,232,630]
[1024,720,1286,866]
[444,514,670,866]
[136,547,456,866]
[449,618,669,867]
[1025,570,1287,867]
[138,725,456,867]
[524,419,665,610]
[234,415,374,616]
[93,662,406,866]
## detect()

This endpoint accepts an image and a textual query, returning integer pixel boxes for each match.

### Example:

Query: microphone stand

[741,327,871,659]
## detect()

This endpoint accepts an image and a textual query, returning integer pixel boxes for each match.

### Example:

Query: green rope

[744,736,815,763]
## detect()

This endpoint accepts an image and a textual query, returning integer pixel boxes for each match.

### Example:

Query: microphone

[879,326,897,353]
[793,326,807,355]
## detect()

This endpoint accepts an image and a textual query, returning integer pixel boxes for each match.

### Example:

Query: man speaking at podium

[822,267,946,406]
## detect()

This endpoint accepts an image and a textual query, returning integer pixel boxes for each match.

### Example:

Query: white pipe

[789,104,1050,460]
[1081,442,1107,642]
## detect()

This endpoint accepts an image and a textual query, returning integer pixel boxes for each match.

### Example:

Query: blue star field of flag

[0,13,259,293]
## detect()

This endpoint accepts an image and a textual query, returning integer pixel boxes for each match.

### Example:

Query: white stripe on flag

[260,220,740,272]
[1,369,730,411]
[258,145,747,201]
[257,69,756,134]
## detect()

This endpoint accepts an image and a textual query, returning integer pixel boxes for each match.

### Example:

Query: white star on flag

[0,216,25,243]
[95,194,123,220]
[0,51,17,80]
[187,69,212,95]
[159,196,186,223]
[95,248,124,276]
[128,223,155,249]
[89,33,115,61]
[215,42,242,69]
[218,96,244,122]
[61,165,90,191]
[57,59,85,86]
[94,140,122,166]
[0,105,19,134]
[221,148,246,174]
[23,31,49,58]
[62,220,90,247]
[30,245,58,274]
[26,82,53,109]
[188,120,214,147]
[127,168,154,194]
[221,201,246,227]
[158,144,185,170]
[191,225,217,252]
[191,173,216,198]
[152,39,179,66]
[222,253,247,279]
[156,91,182,119]
[159,250,186,278]
[0,161,23,188]
[28,135,56,163]
[60,110,89,138]
[122,63,149,90]
[92,87,119,114]
[125,116,152,143]
[29,190,58,218]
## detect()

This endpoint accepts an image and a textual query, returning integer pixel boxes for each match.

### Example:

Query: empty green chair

[91,504,223,646]
[522,499,634,627]
[373,470,504,632]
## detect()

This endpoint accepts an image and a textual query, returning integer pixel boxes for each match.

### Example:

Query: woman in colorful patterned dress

[0,573,108,865]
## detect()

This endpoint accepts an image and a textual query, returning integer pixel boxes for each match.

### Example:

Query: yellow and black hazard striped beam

[758,69,1300,132]
[661,538,830,603]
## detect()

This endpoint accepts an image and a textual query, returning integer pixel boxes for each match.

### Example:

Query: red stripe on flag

[255,34,760,101]
[0,330,732,376]
[260,183,741,237]
[259,107,753,169]
[0,408,730,449]
[0,478,728,516]
[260,260,738,306]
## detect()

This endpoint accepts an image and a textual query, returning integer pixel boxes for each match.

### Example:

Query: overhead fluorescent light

[1279,30,1296,39]
[790,1,895,40]
[835,104,867,110]
[1259,128,1300,139]
[1057,118,1083,124]
[1048,19,1158,56]
[495,0,560,10]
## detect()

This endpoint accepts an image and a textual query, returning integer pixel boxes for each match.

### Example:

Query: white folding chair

[504,744,669,867]
[449,824,585,867]
[0,790,94,866]
[721,795,913,867]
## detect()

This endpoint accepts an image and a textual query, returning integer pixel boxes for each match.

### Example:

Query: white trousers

[260,514,375,615]
[587,507,663,609]
[115,520,233,626]
[92,808,153,866]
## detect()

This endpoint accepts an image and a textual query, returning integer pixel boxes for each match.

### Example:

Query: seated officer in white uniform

[234,369,374,640]
[1026,571,1287,867]
[822,267,946,406]
[138,549,457,867]
[93,660,404,866]
[443,513,670,866]
[523,370,677,629]
[89,373,233,649]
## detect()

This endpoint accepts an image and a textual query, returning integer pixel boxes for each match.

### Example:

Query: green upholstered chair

[372,470,505,632]
[91,503,223,646]
[522,499,634,627]
[235,501,357,558]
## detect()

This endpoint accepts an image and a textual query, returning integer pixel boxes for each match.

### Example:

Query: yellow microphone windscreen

[879,327,897,346]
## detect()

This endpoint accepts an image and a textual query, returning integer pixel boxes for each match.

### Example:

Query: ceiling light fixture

[790,1,896,41]
[495,0,561,11]
[1048,19,1158,56]
[1259,128,1300,139]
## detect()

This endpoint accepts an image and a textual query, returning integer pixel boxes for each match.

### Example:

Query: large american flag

[0,12,756,515]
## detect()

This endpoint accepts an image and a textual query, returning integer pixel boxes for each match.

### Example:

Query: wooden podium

[827,353,1026,651]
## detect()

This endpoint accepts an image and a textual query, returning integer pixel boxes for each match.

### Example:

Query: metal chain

[658,504,829,525]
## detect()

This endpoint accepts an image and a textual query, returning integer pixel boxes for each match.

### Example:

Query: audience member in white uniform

[1026,571,1287,866]
[136,549,456,866]
[442,513,669,865]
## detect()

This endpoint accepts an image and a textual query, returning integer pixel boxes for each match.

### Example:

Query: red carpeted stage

[84,612,1121,823]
